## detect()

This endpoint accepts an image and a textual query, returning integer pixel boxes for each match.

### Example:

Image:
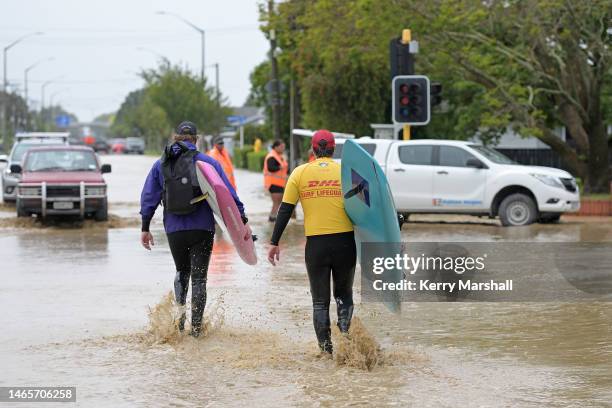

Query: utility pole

[289,77,295,171]
[400,30,412,140]
[214,63,220,105]
[268,0,282,141]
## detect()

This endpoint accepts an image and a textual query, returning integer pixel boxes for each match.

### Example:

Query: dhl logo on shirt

[301,179,342,200]
[307,179,340,188]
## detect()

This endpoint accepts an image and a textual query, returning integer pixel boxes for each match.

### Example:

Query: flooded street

[0,155,610,407]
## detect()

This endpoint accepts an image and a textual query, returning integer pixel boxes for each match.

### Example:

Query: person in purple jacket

[140,121,251,337]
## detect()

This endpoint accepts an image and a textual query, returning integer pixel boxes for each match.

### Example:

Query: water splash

[146,291,226,345]
[147,292,182,344]
[332,317,383,371]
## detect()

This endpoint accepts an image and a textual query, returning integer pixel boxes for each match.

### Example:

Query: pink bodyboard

[195,161,257,265]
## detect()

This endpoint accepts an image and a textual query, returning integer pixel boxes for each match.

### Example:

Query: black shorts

[269,185,284,194]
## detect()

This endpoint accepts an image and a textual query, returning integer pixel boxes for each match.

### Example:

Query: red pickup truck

[11,146,111,220]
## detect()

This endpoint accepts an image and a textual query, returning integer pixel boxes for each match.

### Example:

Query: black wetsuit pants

[167,229,214,333]
[305,231,357,349]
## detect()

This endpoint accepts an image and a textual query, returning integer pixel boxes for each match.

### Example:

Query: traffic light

[392,75,430,125]
[430,82,442,107]
[389,37,414,78]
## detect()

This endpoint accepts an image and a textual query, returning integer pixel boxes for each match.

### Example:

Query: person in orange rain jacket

[308,148,316,162]
[263,140,288,222]
[208,136,237,189]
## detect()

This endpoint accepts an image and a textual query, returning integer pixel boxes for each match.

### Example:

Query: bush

[247,150,268,172]
[235,124,270,146]
[233,144,253,169]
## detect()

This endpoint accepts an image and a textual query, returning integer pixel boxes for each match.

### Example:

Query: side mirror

[101,164,112,174]
[10,164,22,174]
[0,154,7,163]
[466,158,486,169]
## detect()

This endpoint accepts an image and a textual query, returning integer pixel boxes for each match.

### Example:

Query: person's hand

[243,223,253,241]
[141,231,154,250]
[268,245,280,266]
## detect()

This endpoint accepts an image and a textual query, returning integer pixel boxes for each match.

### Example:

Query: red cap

[312,129,335,149]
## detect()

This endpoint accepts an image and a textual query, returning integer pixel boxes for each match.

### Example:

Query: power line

[13,78,140,84]
[0,24,258,34]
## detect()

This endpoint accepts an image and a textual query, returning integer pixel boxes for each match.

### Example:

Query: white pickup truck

[333,138,580,226]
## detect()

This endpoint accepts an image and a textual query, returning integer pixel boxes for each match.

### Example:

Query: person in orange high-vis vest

[263,139,288,222]
[208,137,237,189]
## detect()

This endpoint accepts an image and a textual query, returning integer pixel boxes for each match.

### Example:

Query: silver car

[125,137,145,154]
[1,133,69,202]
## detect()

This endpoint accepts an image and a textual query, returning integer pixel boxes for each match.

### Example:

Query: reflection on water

[0,161,610,406]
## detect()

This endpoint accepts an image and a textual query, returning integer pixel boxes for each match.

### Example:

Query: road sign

[226,115,246,125]
[55,115,71,128]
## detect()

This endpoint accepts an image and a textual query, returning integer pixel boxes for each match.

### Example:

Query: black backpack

[160,142,202,215]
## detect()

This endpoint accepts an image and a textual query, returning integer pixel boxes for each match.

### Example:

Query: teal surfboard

[341,139,401,312]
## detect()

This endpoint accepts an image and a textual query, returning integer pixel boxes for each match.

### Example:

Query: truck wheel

[539,213,561,224]
[94,199,108,222]
[499,193,537,226]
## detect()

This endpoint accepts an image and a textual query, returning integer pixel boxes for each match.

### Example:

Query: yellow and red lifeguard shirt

[282,157,353,236]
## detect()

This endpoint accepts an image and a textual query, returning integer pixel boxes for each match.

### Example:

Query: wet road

[0,155,610,407]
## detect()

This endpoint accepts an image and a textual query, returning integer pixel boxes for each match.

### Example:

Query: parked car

[68,136,85,146]
[1,132,69,203]
[93,138,110,154]
[333,138,580,226]
[110,138,127,154]
[12,145,111,220]
[125,137,145,154]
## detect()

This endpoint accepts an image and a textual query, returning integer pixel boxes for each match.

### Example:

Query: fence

[496,148,612,172]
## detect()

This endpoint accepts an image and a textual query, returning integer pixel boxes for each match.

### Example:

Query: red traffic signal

[392,75,430,125]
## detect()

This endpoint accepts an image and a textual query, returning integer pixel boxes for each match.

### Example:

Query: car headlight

[85,186,106,196]
[530,173,564,189]
[19,186,41,196]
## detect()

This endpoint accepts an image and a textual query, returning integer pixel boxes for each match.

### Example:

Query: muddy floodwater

[0,156,610,407]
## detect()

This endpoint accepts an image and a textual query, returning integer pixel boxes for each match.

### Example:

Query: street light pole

[201,31,206,82]
[41,80,53,111]
[135,47,168,62]
[3,32,44,91]
[156,11,205,81]
[49,89,68,108]
[2,31,43,151]
[24,57,54,130]
[210,63,219,105]
[49,89,68,127]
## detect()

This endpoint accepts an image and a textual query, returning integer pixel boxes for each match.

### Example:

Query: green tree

[112,62,231,150]
[143,62,230,135]
[112,90,171,149]
[1,90,29,149]
[262,0,611,193]
[404,0,611,193]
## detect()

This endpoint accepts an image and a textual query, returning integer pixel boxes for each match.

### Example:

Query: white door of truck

[386,143,435,211]
[432,145,487,211]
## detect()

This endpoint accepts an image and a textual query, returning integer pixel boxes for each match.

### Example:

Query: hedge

[246,150,268,172]
[233,144,253,169]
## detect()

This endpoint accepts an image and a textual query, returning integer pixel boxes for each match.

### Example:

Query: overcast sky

[0,0,269,122]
